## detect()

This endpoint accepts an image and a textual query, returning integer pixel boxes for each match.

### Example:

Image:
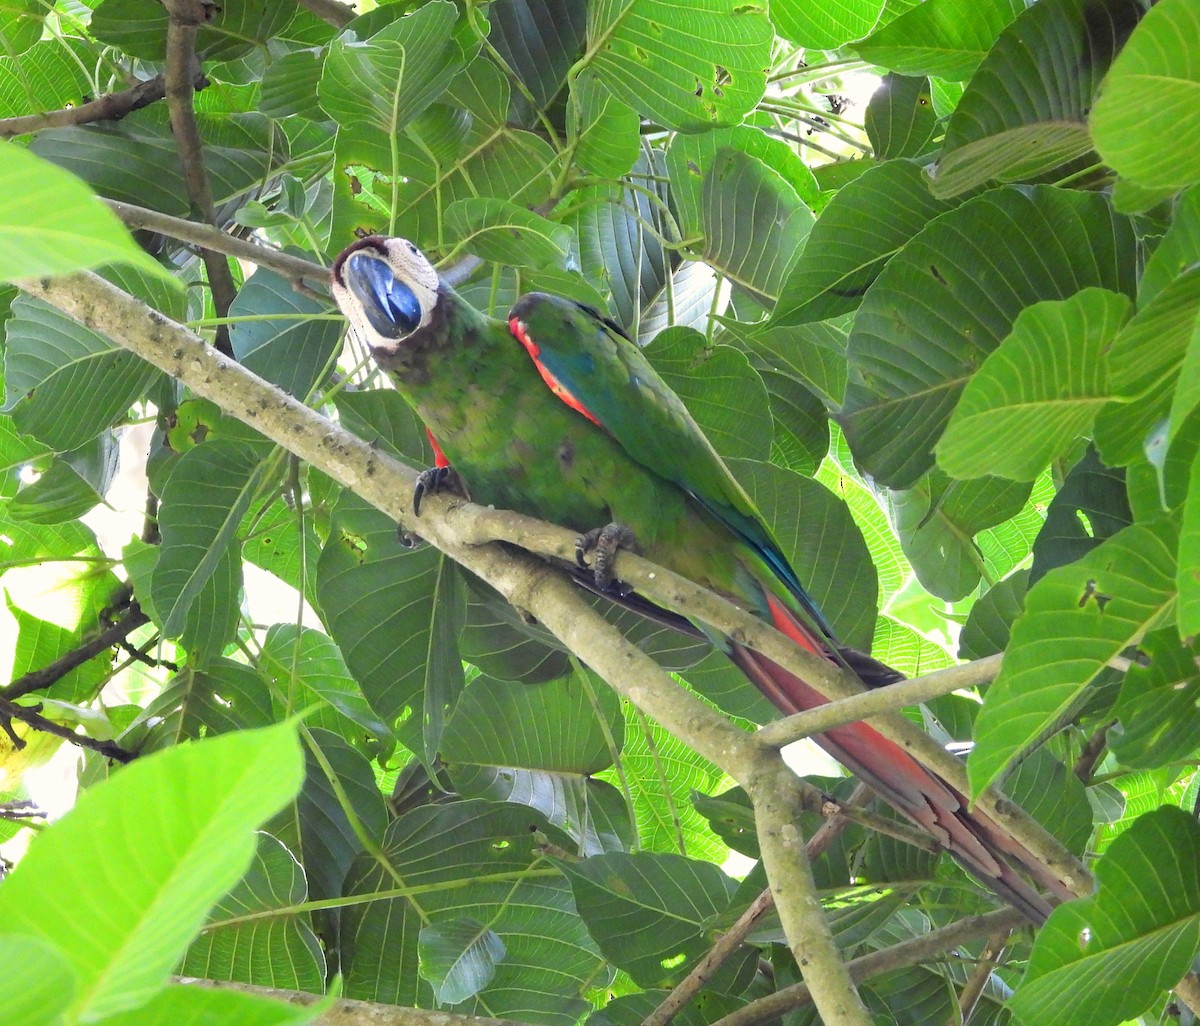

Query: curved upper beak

[342,250,422,340]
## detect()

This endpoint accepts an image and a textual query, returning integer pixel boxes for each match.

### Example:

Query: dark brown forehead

[331,235,387,285]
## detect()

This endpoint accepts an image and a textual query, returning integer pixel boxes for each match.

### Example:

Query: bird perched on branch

[331,234,1070,922]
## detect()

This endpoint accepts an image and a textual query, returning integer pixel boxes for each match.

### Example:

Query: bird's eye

[345,252,422,339]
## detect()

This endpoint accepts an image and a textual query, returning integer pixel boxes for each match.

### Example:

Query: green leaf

[180,833,325,991]
[771,0,884,48]
[1029,447,1130,584]
[92,984,324,1026]
[1001,747,1093,854]
[89,0,299,61]
[1182,446,1200,636]
[0,0,45,56]
[0,723,303,1022]
[445,198,572,268]
[569,69,640,178]
[318,2,476,133]
[559,851,735,987]
[315,492,465,759]
[1094,265,1200,466]
[0,38,92,119]
[771,160,960,327]
[937,289,1133,480]
[418,918,506,1005]
[1091,0,1200,190]
[865,74,935,158]
[30,109,290,218]
[229,269,343,399]
[1011,807,1200,1026]
[340,800,599,1022]
[0,934,75,1026]
[442,672,631,854]
[259,48,326,119]
[489,0,588,110]
[645,327,772,462]
[840,185,1139,488]
[151,441,265,640]
[968,516,1178,797]
[701,148,812,302]
[0,141,168,283]
[958,570,1028,659]
[889,471,1031,602]
[727,316,849,410]
[583,0,774,132]
[1111,628,1200,769]
[854,0,1024,80]
[9,434,117,524]
[930,0,1145,198]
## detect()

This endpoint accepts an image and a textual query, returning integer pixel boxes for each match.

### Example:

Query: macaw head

[331,236,440,352]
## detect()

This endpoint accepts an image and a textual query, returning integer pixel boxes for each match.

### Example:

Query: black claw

[413,465,451,516]
[575,522,639,589]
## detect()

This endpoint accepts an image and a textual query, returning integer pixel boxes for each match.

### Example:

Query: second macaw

[331,235,1070,922]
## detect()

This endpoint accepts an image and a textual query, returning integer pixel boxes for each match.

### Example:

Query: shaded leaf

[1111,628,1200,769]
[865,74,934,159]
[418,918,506,1005]
[445,198,572,268]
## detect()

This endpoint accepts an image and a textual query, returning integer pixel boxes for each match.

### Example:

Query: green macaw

[331,235,1070,922]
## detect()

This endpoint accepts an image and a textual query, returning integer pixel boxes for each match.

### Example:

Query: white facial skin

[331,236,441,351]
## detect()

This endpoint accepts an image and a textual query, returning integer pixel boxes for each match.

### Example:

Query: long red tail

[729,594,1071,923]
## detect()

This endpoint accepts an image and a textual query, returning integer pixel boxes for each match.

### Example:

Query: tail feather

[731,595,1069,923]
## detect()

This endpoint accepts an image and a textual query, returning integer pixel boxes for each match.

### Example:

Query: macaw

[330,235,1069,922]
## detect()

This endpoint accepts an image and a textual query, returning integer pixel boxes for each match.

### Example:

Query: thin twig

[1,602,149,702]
[0,799,46,823]
[644,784,870,1026]
[0,72,190,138]
[713,908,1030,1026]
[755,656,1003,748]
[951,931,1010,1026]
[163,0,237,356]
[109,200,330,292]
[1073,719,1115,784]
[0,695,135,763]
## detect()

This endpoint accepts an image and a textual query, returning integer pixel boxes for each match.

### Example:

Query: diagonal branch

[0,72,203,139]
[292,0,355,28]
[0,695,135,763]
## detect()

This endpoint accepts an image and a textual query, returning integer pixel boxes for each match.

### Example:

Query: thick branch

[1,602,149,702]
[751,763,872,1026]
[0,73,183,139]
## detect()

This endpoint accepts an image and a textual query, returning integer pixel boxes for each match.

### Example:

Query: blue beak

[345,251,422,339]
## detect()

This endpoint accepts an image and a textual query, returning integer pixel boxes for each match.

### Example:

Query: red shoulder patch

[509,316,600,427]
[426,427,450,469]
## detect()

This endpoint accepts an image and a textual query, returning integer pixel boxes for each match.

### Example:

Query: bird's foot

[413,465,461,516]
[575,523,639,590]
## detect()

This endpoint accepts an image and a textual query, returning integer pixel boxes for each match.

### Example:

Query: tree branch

[1,601,149,702]
[292,0,355,29]
[163,0,237,356]
[0,695,135,763]
[713,908,1030,1026]
[950,930,1010,1026]
[0,72,197,139]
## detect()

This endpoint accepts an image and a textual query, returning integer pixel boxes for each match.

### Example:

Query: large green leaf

[4,284,169,451]
[853,0,1024,80]
[1010,807,1200,1026]
[418,918,506,1005]
[937,289,1133,480]
[865,74,935,159]
[1111,628,1200,769]
[442,673,630,855]
[771,0,883,48]
[30,109,290,217]
[315,492,465,760]
[583,0,774,132]
[318,2,476,134]
[0,142,167,284]
[340,800,600,1022]
[181,832,325,991]
[559,851,735,987]
[489,0,588,110]
[0,935,74,1026]
[771,161,959,327]
[700,148,812,302]
[930,0,1145,198]
[1091,0,1200,190]
[840,185,1139,488]
[968,516,1178,796]
[151,441,265,641]
[229,269,343,399]
[444,197,572,268]
[0,724,302,1022]
[0,37,93,119]
[569,68,640,178]
[93,985,322,1026]
[89,0,299,61]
